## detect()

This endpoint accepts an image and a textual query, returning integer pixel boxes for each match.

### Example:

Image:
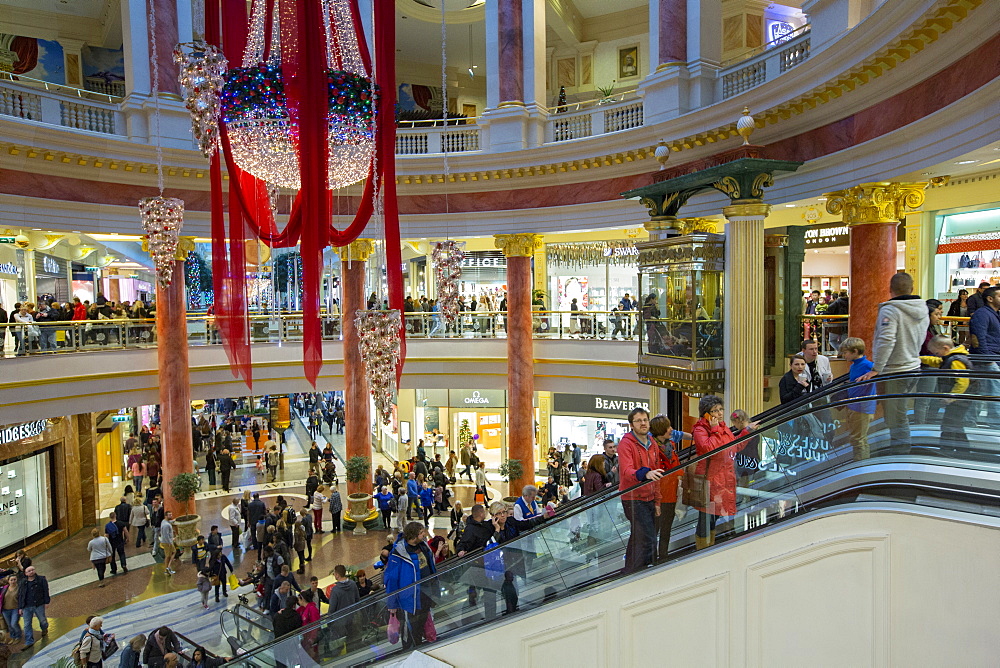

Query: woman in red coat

[691,395,758,549]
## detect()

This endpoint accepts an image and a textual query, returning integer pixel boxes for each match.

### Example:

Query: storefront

[0,417,89,557]
[932,206,1000,301]
[800,222,905,297]
[549,392,650,459]
[0,259,20,315]
[33,252,70,304]
[415,389,510,470]
[546,241,640,319]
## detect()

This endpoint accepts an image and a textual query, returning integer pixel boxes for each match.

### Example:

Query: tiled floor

[16,415,497,666]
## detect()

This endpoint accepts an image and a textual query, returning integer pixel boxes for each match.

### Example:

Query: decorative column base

[723,202,769,417]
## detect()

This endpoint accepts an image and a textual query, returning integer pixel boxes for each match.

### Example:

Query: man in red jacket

[618,407,665,573]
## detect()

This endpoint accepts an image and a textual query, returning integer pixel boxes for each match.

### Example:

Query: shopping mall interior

[0,0,998,665]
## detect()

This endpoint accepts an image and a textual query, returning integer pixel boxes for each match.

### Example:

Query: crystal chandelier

[140,197,185,288]
[173,42,228,158]
[356,309,402,425]
[219,0,377,189]
[432,241,464,322]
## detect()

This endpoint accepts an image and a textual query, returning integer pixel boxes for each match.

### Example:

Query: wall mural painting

[0,34,65,84]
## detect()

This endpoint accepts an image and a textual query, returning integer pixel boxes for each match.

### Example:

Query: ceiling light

[954,159,978,165]
[785,204,795,207]
[817,197,827,201]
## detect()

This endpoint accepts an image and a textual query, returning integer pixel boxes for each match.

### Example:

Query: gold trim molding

[723,202,771,218]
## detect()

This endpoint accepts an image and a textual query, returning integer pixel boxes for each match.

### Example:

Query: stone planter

[502,496,518,511]
[173,514,201,548]
[347,493,372,535]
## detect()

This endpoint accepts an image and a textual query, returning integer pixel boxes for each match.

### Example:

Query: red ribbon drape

[205,0,405,388]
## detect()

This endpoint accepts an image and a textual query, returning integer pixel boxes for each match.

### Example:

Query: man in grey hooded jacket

[858,272,928,454]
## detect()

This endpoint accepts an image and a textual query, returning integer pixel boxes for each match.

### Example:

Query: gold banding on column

[823,182,928,226]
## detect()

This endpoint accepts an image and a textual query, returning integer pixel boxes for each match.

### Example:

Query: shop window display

[936,208,1000,300]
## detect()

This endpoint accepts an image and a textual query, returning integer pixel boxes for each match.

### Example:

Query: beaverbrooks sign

[553,393,649,417]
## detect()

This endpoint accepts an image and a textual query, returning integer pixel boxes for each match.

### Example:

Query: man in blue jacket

[969,286,1000,424]
[385,522,436,649]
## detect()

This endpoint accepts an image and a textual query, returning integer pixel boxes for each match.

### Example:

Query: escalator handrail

[224,366,1000,663]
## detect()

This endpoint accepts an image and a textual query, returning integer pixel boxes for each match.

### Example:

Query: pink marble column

[156,259,194,517]
[498,0,524,104]
[495,234,542,495]
[659,0,688,65]
[148,0,181,95]
[339,241,374,498]
[848,222,898,351]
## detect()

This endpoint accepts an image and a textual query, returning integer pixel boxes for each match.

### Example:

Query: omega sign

[0,420,47,445]
[464,391,490,405]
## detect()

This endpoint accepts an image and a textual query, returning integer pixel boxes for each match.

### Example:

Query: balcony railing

[546,96,644,143]
[0,77,125,135]
[720,28,812,99]
[395,126,481,155]
[800,314,970,357]
[0,310,640,357]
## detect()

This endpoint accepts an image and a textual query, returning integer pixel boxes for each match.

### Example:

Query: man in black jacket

[114,495,132,527]
[455,504,492,556]
[272,597,303,638]
[219,449,234,492]
[18,566,50,646]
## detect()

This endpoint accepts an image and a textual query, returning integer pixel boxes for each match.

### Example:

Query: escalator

[224,366,1000,666]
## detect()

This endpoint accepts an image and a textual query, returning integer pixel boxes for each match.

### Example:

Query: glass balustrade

[223,367,1000,666]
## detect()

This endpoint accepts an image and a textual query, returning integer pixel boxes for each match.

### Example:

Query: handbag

[210,574,221,586]
[101,636,119,660]
[483,537,505,581]
[103,538,113,565]
[387,611,400,644]
[958,253,970,268]
[424,611,437,642]
[681,463,710,508]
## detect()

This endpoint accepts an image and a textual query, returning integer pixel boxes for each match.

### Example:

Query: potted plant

[595,81,617,104]
[168,472,202,547]
[345,455,373,535]
[499,458,525,504]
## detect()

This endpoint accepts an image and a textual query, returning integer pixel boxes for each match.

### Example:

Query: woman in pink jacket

[691,395,758,550]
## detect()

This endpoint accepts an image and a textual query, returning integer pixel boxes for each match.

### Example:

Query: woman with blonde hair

[119,634,146,668]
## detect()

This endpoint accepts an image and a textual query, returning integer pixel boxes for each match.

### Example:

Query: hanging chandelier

[356,309,402,425]
[219,0,378,189]
[432,241,464,321]
[173,42,228,158]
[140,196,185,288]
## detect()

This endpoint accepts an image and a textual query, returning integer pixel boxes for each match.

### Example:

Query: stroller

[322,460,340,485]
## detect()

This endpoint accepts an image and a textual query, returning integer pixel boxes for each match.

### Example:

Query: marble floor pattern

[17,415,497,666]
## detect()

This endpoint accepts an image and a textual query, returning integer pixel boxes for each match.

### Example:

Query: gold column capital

[723,202,771,218]
[494,233,543,258]
[141,235,196,261]
[823,181,928,225]
[336,238,376,262]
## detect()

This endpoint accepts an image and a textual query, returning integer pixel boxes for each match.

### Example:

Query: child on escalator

[920,335,973,454]
[841,337,875,462]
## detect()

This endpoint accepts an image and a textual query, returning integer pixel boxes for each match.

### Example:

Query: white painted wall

[427,508,1000,667]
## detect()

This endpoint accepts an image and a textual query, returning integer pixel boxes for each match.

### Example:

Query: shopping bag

[483,537,504,581]
[229,573,240,589]
[424,611,437,642]
[101,636,120,660]
[387,611,400,644]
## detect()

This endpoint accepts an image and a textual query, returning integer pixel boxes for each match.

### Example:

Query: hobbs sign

[553,393,650,417]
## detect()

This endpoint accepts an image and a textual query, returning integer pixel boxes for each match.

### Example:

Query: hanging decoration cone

[432,241,465,322]
[140,197,185,288]
[356,309,402,425]
[173,41,228,158]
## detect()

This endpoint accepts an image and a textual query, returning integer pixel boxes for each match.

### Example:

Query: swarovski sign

[0,420,47,445]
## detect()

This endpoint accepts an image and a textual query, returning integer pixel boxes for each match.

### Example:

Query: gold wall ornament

[712,176,741,199]
[675,218,719,234]
[335,238,376,262]
[494,233,543,258]
[723,202,771,218]
[823,181,928,225]
[750,172,774,199]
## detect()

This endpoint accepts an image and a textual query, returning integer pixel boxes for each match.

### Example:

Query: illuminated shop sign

[553,393,650,416]
[0,420,47,445]
[0,263,16,275]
